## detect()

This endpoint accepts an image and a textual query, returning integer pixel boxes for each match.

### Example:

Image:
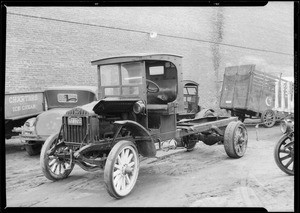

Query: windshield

[100,62,143,96]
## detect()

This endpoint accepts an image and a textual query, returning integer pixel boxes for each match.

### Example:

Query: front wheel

[224,121,248,158]
[261,109,276,128]
[104,140,139,199]
[274,133,294,175]
[40,133,74,181]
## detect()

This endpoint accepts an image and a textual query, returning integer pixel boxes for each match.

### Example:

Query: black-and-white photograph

[3,2,295,211]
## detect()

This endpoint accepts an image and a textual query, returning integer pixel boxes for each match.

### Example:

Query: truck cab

[91,54,189,142]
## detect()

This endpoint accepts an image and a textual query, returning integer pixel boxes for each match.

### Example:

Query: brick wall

[5,3,294,110]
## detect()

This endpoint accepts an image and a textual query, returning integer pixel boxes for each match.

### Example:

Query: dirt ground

[4,121,294,211]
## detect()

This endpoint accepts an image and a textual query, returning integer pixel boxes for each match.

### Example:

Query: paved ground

[4,121,294,211]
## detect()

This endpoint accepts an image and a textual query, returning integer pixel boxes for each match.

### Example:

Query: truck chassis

[40,115,247,198]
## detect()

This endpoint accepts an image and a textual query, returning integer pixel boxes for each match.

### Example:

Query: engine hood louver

[66,107,90,116]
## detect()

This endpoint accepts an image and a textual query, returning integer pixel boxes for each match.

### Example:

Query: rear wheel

[274,133,294,175]
[224,121,248,158]
[261,109,276,128]
[104,140,139,199]
[40,133,74,181]
[25,142,42,156]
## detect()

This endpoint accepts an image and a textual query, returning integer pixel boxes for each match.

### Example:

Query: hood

[35,108,70,136]
[65,101,98,116]
[93,98,139,115]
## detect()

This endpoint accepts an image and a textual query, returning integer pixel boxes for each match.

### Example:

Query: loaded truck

[5,91,45,139]
[219,64,294,128]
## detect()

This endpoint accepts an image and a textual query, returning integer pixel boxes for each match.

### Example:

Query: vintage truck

[5,91,45,139]
[219,64,294,128]
[40,54,248,199]
[14,86,98,155]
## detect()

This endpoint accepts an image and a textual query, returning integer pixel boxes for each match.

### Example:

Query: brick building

[5,3,294,110]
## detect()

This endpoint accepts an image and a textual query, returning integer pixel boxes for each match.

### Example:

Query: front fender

[113,120,156,157]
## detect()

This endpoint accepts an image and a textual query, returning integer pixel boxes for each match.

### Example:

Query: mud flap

[113,120,156,157]
[135,139,157,157]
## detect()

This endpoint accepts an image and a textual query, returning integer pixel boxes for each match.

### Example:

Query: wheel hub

[238,137,245,143]
[121,164,132,175]
[264,112,274,123]
[236,130,245,144]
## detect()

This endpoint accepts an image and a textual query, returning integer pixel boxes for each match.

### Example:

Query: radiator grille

[63,116,88,143]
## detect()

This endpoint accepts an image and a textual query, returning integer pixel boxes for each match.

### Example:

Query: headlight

[22,117,37,134]
[133,101,145,114]
[25,117,36,127]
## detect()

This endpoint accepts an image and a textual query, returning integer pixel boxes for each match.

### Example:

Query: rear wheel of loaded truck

[261,109,276,128]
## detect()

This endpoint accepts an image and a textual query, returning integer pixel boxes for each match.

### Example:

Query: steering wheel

[146,79,160,93]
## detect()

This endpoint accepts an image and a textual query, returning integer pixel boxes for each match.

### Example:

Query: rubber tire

[224,121,248,158]
[104,140,139,199]
[40,133,74,181]
[274,134,294,175]
[261,109,276,128]
[25,143,42,156]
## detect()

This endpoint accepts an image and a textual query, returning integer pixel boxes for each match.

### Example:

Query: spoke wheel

[104,140,139,199]
[274,133,294,175]
[224,121,248,158]
[261,110,276,128]
[40,133,74,181]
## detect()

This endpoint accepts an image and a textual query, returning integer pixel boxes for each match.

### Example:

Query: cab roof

[45,86,98,94]
[91,53,183,66]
